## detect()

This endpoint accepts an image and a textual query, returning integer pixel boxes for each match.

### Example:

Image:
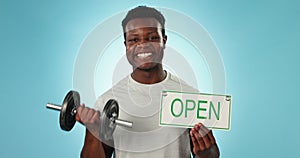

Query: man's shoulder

[166,72,199,93]
[94,75,129,110]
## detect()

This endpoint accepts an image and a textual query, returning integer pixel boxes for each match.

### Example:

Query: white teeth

[137,52,152,58]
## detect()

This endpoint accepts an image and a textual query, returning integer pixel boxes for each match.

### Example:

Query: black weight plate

[60,90,80,131]
[100,99,119,140]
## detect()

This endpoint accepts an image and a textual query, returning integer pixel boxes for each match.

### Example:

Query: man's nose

[136,39,150,48]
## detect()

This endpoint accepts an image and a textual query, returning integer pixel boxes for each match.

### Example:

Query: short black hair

[122,6,166,39]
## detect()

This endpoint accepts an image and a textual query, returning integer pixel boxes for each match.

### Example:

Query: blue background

[1,0,299,157]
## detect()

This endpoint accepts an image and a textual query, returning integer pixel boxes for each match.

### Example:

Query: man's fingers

[198,124,214,148]
[91,110,101,124]
[197,123,209,136]
[207,131,216,144]
[190,129,204,154]
[86,108,95,121]
[197,124,216,145]
[190,130,199,147]
[202,134,212,149]
[76,104,100,125]
[195,124,212,149]
[76,105,84,122]
[190,130,201,155]
[192,128,206,151]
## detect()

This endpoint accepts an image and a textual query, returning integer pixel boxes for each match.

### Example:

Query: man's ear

[123,33,127,47]
[163,35,167,44]
[163,35,167,48]
[123,41,129,50]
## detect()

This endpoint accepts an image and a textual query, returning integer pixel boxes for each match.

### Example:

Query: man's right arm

[81,129,114,158]
[76,105,114,158]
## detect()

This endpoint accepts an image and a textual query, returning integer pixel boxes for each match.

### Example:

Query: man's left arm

[189,123,220,158]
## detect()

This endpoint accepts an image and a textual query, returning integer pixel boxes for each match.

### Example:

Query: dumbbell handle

[46,103,77,115]
[46,103,63,111]
[46,103,133,128]
[115,119,133,128]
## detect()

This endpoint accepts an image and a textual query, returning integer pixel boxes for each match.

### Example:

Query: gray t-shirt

[95,71,197,158]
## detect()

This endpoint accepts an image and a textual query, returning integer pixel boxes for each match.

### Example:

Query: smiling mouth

[136,52,153,58]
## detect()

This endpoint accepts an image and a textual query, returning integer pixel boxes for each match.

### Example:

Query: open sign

[159,90,232,130]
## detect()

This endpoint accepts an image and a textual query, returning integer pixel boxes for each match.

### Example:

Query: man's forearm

[81,129,107,158]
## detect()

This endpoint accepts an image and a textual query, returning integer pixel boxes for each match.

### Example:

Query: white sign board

[159,90,232,130]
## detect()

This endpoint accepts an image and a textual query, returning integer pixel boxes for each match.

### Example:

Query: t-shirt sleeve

[94,96,106,113]
[94,89,115,113]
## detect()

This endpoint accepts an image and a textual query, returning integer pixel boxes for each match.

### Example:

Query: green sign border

[159,90,232,130]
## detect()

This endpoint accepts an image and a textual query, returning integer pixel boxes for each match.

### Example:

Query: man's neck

[131,65,166,84]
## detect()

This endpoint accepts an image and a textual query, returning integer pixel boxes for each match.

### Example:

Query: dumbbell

[46,90,133,140]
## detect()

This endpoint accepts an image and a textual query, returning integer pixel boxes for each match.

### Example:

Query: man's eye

[128,38,138,43]
[149,36,159,41]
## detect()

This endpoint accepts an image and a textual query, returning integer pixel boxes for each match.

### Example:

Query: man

[76,6,220,158]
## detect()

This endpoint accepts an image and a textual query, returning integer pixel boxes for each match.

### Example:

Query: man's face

[124,18,167,71]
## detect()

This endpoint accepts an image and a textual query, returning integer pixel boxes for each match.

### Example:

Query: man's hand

[190,123,220,158]
[76,104,101,139]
